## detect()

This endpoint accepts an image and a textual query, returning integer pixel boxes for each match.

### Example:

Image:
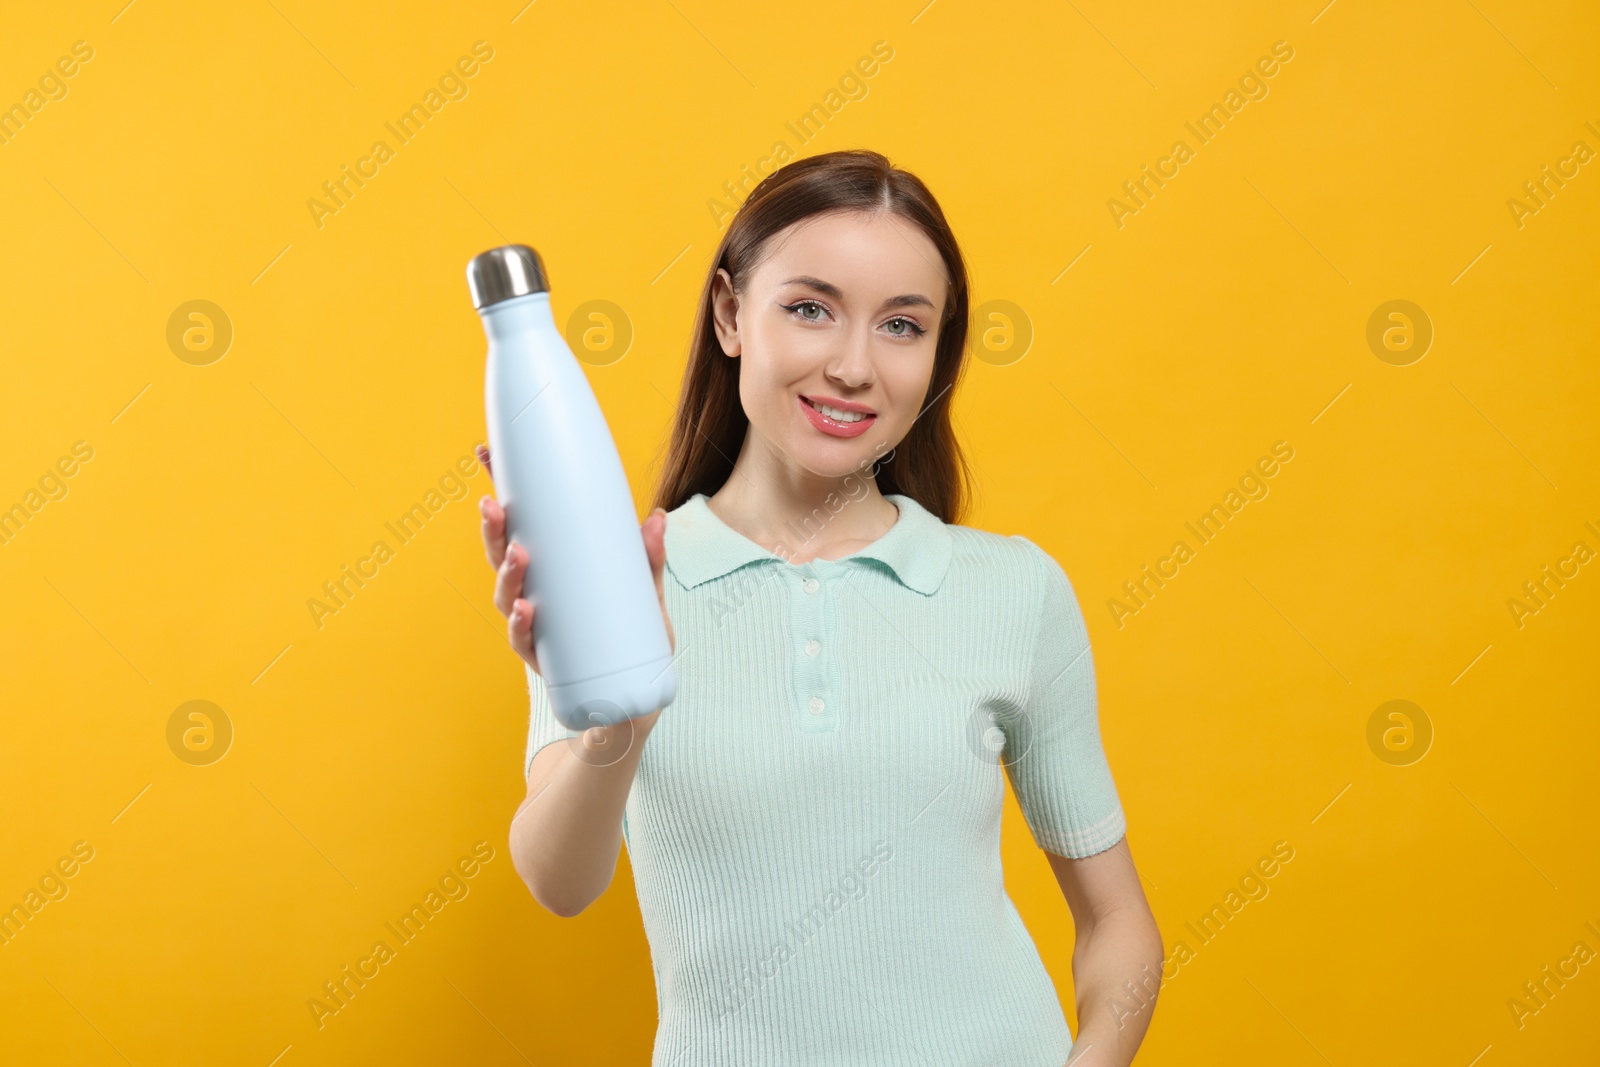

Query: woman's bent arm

[510,709,660,917]
[477,442,674,919]
[1047,836,1164,1066]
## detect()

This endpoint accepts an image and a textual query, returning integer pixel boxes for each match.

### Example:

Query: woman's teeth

[806,398,867,423]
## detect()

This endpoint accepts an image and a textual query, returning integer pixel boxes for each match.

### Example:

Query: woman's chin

[790,441,885,481]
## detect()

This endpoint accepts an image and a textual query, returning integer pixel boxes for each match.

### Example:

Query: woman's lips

[799,395,876,438]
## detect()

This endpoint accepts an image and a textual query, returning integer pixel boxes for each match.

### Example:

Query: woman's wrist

[572,710,659,765]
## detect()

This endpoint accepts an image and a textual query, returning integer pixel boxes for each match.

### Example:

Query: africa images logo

[715,839,893,1019]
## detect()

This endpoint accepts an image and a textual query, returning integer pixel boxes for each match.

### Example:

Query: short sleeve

[524,662,580,779]
[1002,536,1127,858]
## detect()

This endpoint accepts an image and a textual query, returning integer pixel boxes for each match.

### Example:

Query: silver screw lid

[466,244,549,309]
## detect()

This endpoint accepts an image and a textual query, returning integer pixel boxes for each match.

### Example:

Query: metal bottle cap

[466,244,549,309]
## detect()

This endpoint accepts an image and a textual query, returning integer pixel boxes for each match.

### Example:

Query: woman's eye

[782,301,924,338]
[785,300,828,322]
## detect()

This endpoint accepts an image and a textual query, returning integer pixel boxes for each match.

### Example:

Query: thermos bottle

[467,244,677,731]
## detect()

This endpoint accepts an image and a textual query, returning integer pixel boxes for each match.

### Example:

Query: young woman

[479,150,1163,1066]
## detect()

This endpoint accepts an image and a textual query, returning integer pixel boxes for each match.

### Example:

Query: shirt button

[802,577,819,594]
[808,697,825,715]
[805,639,820,657]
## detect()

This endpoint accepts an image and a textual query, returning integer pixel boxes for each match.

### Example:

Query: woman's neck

[706,452,899,565]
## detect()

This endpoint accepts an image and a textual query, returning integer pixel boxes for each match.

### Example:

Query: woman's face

[711,210,947,482]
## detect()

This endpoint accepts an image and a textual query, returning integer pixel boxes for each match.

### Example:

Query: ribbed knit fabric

[524,491,1127,1066]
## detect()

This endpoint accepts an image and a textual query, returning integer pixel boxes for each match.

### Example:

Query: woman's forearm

[509,714,657,917]
[1065,905,1165,1066]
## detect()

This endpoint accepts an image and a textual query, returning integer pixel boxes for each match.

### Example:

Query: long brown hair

[649,149,974,524]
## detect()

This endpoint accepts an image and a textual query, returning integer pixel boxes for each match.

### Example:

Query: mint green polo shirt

[524,491,1127,1066]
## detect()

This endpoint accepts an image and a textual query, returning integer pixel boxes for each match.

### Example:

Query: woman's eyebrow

[781,275,935,311]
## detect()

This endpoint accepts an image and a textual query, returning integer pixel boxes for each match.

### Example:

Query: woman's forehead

[751,213,947,295]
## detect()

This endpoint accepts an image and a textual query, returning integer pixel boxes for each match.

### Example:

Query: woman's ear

[710,268,741,357]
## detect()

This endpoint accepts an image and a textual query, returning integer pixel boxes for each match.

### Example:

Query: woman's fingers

[490,494,670,672]
[642,507,675,654]
[507,594,541,674]
[479,444,538,671]
[477,445,504,568]
[643,508,665,579]
[480,494,507,569]
[494,540,528,618]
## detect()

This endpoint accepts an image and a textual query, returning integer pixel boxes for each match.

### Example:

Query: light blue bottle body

[479,291,676,730]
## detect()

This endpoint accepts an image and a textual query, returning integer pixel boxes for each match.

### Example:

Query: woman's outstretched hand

[476,444,675,712]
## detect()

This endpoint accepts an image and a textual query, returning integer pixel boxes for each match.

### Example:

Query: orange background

[1,1,1596,1064]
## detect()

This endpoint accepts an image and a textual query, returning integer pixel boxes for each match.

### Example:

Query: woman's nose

[826,329,875,387]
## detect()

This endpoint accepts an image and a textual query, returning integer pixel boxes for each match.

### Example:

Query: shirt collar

[664,491,953,596]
